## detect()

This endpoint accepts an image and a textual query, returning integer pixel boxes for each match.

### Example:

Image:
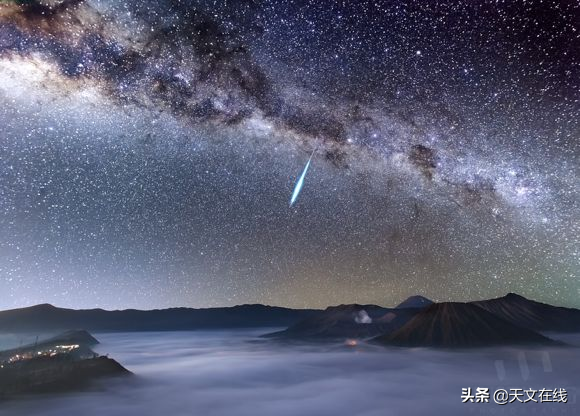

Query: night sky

[0,0,578,310]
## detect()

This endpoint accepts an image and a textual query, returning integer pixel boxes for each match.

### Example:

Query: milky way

[0,0,578,309]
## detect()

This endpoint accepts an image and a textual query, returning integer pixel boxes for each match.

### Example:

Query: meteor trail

[290,148,317,207]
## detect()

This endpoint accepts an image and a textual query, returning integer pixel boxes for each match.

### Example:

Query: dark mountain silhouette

[0,303,318,333]
[1,293,577,345]
[0,330,98,362]
[396,295,433,309]
[375,302,559,348]
[0,355,130,399]
[471,293,580,332]
[265,304,422,340]
[0,331,130,399]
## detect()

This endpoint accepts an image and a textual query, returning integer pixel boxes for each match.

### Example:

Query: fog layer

[2,330,579,416]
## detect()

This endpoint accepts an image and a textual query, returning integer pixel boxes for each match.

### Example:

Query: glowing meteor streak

[290,148,317,207]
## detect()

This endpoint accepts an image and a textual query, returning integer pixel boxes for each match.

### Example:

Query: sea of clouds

[1,330,579,416]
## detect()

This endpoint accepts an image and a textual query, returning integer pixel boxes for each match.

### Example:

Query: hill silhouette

[0,304,318,332]
[471,293,580,332]
[265,304,422,340]
[375,302,559,348]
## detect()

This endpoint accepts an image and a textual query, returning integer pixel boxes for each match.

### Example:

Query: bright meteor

[289,148,317,207]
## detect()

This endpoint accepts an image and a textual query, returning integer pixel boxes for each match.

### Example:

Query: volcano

[471,293,580,332]
[265,304,421,340]
[374,302,559,348]
[396,295,434,309]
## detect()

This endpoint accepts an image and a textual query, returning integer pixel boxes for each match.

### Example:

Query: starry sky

[0,0,578,310]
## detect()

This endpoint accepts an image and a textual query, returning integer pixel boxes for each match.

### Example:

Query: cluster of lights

[1,344,80,365]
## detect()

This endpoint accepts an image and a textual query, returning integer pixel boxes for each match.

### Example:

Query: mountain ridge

[0,303,319,332]
[375,302,561,348]
[471,292,580,332]
[2,293,579,339]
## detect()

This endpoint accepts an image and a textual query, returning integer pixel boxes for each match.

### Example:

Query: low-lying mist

[2,330,579,416]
